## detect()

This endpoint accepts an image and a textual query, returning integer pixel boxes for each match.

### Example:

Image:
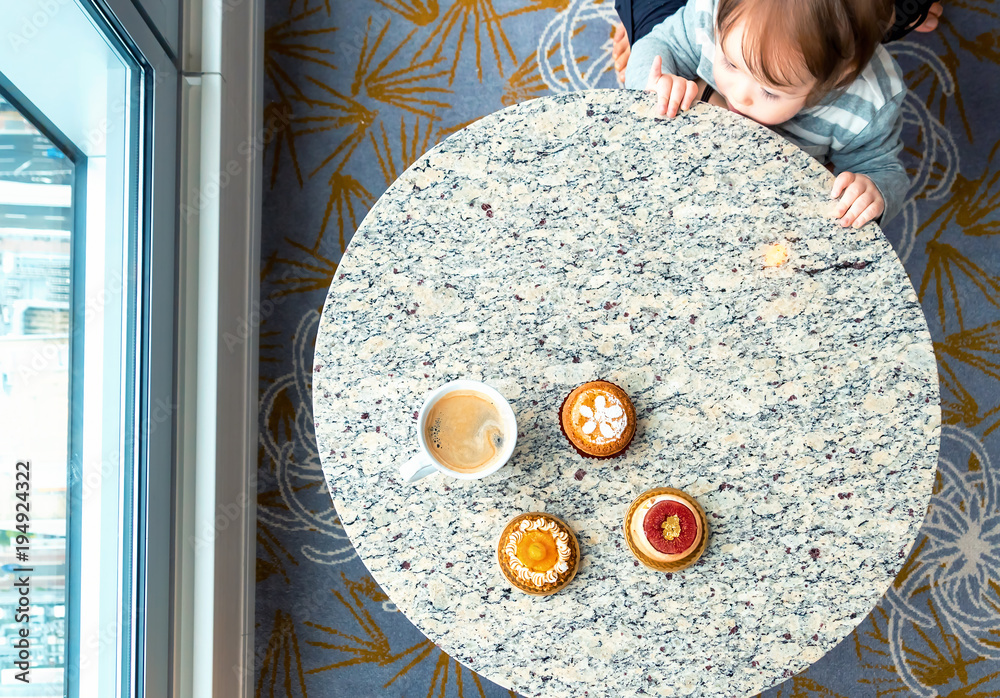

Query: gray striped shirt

[624,0,909,224]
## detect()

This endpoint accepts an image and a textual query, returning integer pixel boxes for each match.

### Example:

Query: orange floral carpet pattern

[256,0,1000,695]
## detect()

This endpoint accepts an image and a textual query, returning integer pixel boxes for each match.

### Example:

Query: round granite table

[313,89,940,698]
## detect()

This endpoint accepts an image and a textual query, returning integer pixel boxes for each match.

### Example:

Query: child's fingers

[652,80,669,114]
[830,171,855,200]
[646,55,663,90]
[850,200,884,229]
[613,24,629,67]
[839,191,876,227]
[834,180,866,217]
[653,88,670,116]
[613,22,627,44]
[615,45,631,75]
[914,2,943,31]
[835,181,867,218]
[681,80,698,111]
[667,77,688,116]
[658,93,669,115]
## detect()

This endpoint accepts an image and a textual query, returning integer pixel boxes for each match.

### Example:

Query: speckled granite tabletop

[312,89,940,698]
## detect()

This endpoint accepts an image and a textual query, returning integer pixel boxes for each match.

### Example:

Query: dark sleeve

[883,0,936,42]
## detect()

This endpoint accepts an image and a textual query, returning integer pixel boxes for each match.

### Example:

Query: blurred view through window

[0,94,71,695]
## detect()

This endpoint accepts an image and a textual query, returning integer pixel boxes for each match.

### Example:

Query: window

[0,92,74,698]
[0,0,176,695]
[0,99,73,695]
[0,0,261,693]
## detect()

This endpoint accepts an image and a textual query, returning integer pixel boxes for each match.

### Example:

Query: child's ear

[822,63,862,98]
[837,62,861,85]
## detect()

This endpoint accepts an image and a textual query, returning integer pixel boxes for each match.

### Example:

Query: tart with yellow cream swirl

[497,513,579,595]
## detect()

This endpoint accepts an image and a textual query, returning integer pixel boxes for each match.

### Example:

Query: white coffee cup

[400,380,517,482]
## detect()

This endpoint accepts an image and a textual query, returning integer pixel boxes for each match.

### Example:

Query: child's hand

[613,22,630,84]
[645,55,698,118]
[913,2,943,32]
[830,171,884,228]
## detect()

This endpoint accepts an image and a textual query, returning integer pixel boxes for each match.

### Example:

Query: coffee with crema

[424,390,506,473]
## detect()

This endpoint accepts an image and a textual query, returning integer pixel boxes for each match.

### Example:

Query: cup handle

[400,451,437,482]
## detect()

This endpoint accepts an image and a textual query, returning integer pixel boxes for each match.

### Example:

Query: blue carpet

[256,1,1000,695]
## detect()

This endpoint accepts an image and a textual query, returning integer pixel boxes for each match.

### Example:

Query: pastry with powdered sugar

[559,380,636,459]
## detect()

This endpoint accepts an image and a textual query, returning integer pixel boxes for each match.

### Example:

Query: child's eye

[723,58,737,71]
[760,88,778,101]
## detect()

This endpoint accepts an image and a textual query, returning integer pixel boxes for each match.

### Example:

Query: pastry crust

[497,513,580,595]
[624,488,709,572]
[559,380,636,459]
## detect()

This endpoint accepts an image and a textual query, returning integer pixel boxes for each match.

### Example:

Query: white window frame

[174,0,262,695]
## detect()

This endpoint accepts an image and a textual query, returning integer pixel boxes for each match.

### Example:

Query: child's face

[713,21,814,126]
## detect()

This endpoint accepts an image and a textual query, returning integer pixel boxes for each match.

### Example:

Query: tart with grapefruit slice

[624,488,708,571]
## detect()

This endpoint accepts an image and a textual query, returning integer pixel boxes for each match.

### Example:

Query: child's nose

[735,85,753,108]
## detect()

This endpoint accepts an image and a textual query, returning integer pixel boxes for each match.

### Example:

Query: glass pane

[1,0,150,693]
[0,95,72,696]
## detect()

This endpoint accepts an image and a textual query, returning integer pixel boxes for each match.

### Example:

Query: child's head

[713,0,893,124]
